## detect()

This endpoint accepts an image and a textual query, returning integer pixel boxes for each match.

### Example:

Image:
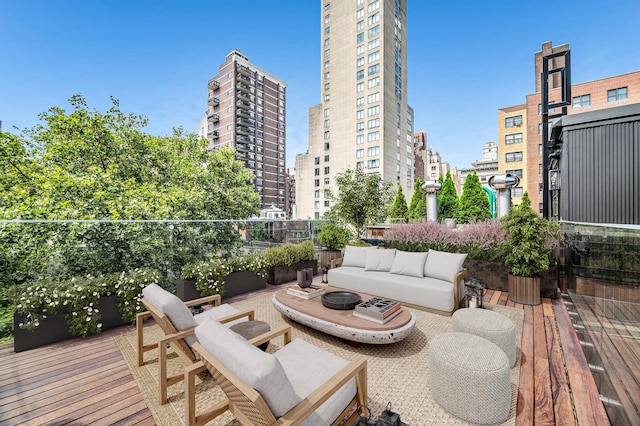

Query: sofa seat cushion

[275,339,357,426]
[328,266,457,312]
[195,318,300,418]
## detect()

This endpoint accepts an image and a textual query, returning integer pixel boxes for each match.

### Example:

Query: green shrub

[318,224,350,251]
[262,240,316,268]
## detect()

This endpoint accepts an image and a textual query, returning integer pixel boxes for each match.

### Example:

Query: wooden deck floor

[0,288,610,426]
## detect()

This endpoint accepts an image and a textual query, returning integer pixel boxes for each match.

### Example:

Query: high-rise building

[295,0,413,219]
[413,131,427,182]
[206,49,288,209]
[498,42,640,212]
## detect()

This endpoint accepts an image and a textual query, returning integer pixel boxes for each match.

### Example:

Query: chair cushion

[142,283,197,332]
[364,248,396,272]
[424,250,467,281]
[389,250,428,278]
[274,339,357,426]
[195,318,300,418]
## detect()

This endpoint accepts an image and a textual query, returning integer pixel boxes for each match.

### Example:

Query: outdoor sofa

[328,246,468,315]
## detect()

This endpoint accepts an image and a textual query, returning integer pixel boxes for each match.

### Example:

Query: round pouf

[452,308,517,367]
[429,332,511,424]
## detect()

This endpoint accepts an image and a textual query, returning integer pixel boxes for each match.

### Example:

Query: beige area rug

[115,294,524,425]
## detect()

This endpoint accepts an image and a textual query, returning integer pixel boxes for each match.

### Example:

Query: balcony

[236,117,254,127]
[236,82,252,93]
[207,112,219,122]
[207,130,219,138]
[208,79,220,89]
[208,96,219,106]
[237,64,251,76]
[236,73,251,83]
[236,126,251,135]
[0,219,628,425]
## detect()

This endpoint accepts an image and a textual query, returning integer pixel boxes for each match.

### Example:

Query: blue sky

[1,0,639,169]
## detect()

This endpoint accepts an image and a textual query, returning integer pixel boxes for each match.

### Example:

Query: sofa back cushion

[342,245,376,268]
[424,250,467,281]
[142,283,197,333]
[364,248,396,272]
[195,317,301,418]
[389,250,428,278]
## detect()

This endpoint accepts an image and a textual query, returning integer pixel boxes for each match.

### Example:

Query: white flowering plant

[181,253,268,297]
[13,267,161,336]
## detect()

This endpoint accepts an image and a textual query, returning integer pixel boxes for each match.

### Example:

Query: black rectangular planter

[267,260,318,285]
[177,272,267,302]
[13,294,125,352]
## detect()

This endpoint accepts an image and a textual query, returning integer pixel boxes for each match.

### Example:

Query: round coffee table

[229,320,271,351]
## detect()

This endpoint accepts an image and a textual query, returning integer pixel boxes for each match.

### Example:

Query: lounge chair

[136,283,254,404]
[184,317,368,426]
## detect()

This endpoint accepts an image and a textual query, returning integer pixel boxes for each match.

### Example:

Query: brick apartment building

[498,41,640,212]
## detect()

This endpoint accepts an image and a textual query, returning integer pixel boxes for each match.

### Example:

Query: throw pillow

[424,249,468,281]
[364,248,397,272]
[389,250,428,278]
[342,245,376,268]
[195,317,301,418]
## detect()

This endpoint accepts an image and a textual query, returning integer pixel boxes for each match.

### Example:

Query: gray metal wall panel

[560,120,639,224]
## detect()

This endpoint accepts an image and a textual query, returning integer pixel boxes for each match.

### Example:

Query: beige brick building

[295,0,413,219]
[498,42,640,212]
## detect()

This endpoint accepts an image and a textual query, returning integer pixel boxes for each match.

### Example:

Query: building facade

[295,0,413,219]
[206,49,288,209]
[413,130,427,182]
[498,41,640,212]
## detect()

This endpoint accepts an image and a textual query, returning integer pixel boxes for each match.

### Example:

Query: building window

[357,32,364,43]
[324,2,330,11]
[324,200,330,207]
[367,146,380,156]
[357,8,364,18]
[315,179,320,187]
[505,133,523,144]
[324,142,330,150]
[356,97,365,107]
[356,161,364,169]
[324,108,330,117]
[368,38,380,51]
[324,94,330,101]
[357,57,364,67]
[357,45,365,55]
[324,131,330,140]
[324,72,330,80]
[368,105,379,116]
[608,87,627,102]
[356,82,364,92]
[325,26,330,34]
[505,169,523,178]
[367,64,379,75]
[367,25,380,38]
[356,109,364,119]
[367,159,380,169]
[367,50,380,63]
[324,166,330,174]
[314,168,320,176]
[314,190,320,198]
[356,122,364,132]
[367,92,379,103]
[356,149,364,158]
[357,20,364,31]
[324,38,330,46]
[367,0,380,13]
[357,70,364,80]
[505,115,523,127]
[572,94,591,108]
[356,134,364,144]
[314,157,320,165]
[505,152,523,162]
[367,118,380,129]
[511,187,523,197]
[367,77,380,88]
[315,201,320,209]
[367,131,380,142]
[324,178,330,184]
[324,155,329,162]
[324,60,330,68]
[367,12,379,25]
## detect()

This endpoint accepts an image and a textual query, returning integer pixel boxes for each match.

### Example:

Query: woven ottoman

[429,332,511,424]
[452,308,517,367]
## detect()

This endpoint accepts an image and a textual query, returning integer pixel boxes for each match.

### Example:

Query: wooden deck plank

[553,298,611,426]
[516,305,535,426]
[545,314,576,426]
[533,303,555,425]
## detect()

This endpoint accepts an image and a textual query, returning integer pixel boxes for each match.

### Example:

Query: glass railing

[560,221,640,425]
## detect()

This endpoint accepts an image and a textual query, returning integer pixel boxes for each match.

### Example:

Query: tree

[389,185,408,221]
[457,171,492,223]
[327,168,393,239]
[438,171,459,221]
[0,95,260,285]
[408,178,423,220]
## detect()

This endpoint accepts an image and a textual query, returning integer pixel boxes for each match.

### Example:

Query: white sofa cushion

[364,248,396,272]
[275,339,357,426]
[195,317,300,418]
[389,250,428,278]
[342,245,374,268]
[424,250,468,282]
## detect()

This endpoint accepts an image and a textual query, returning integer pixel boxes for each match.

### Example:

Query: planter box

[508,275,541,305]
[13,294,125,353]
[268,260,318,285]
[177,272,267,302]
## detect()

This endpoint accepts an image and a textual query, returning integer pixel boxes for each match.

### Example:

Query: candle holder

[464,278,485,308]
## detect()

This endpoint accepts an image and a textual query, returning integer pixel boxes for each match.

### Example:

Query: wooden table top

[274,285,412,331]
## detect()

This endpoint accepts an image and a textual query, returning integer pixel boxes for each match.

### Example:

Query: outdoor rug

[115,293,524,425]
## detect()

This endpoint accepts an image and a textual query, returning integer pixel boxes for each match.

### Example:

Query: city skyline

[1,0,639,170]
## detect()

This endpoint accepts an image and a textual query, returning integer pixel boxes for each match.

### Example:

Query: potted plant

[179,253,268,301]
[263,240,317,285]
[501,192,560,305]
[317,223,350,268]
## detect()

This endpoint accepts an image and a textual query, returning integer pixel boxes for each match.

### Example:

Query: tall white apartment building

[295,0,413,219]
[206,49,287,209]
